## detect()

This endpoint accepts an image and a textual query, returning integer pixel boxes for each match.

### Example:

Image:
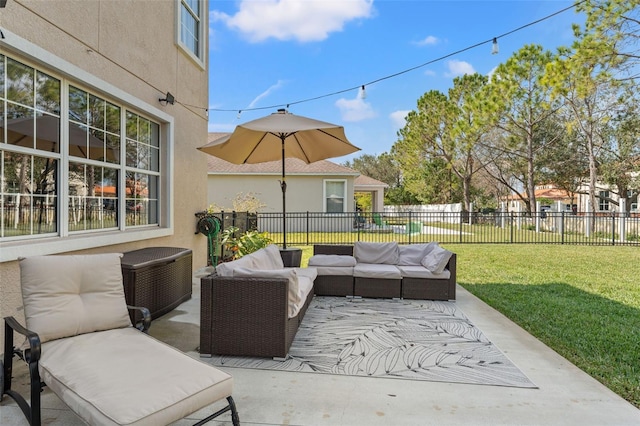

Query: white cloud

[424,69,436,77]
[445,60,475,77]
[415,35,439,46]
[213,0,374,43]
[487,66,499,82]
[390,110,410,129]
[335,97,376,122]
[248,80,285,108]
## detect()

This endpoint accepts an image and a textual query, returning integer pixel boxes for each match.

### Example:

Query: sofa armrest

[200,275,291,357]
[446,253,457,299]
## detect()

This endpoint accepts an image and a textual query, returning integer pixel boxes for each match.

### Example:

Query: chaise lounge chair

[1,253,239,426]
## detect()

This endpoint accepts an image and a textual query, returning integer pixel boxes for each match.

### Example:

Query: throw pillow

[397,242,439,265]
[421,245,453,274]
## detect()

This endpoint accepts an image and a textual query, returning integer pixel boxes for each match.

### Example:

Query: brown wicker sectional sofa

[200,244,316,358]
[200,242,456,359]
[310,242,457,301]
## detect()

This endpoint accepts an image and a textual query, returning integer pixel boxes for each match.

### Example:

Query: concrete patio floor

[1,270,639,426]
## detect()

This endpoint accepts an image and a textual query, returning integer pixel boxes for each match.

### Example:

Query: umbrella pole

[280,137,287,249]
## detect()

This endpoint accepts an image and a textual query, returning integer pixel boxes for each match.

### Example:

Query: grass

[299,243,640,408]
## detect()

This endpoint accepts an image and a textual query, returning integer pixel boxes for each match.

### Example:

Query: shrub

[220,226,272,260]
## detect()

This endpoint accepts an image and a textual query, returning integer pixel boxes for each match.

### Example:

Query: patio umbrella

[4,115,118,161]
[198,109,360,248]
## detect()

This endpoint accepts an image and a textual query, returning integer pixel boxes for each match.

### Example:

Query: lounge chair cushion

[20,253,131,343]
[397,242,438,266]
[353,263,402,279]
[397,265,451,279]
[40,327,233,426]
[354,242,399,265]
[421,245,454,274]
[233,267,300,317]
[311,266,355,276]
[308,254,357,267]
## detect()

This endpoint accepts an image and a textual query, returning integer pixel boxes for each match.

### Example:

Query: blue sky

[208,0,584,162]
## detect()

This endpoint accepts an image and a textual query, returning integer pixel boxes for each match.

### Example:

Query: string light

[359,85,367,100]
[205,0,585,114]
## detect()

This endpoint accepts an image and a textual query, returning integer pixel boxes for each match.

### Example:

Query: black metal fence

[242,210,640,246]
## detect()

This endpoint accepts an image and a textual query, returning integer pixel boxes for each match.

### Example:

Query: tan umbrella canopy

[198,109,360,248]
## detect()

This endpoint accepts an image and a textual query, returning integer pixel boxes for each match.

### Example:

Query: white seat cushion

[20,253,131,343]
[293,275,315,318]
[397,265,451,279]
[313,266,355,276]
[293,266,318,282]
[353,263,402,279]
[40,327,233,426]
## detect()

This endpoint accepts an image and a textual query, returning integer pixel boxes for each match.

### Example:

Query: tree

[395,74,493,211]
[482,45,562,214]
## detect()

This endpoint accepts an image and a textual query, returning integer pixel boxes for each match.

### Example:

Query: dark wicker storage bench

[120,247,192,322]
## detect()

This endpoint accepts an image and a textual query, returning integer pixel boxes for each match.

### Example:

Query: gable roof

[204,132,359,176]
[354,174,388,188]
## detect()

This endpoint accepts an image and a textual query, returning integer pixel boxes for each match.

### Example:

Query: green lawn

[300,244,640,408]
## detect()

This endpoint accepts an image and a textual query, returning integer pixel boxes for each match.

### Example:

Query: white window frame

[176,0,206,69]
[1,31,174,262]
[599,190,610,211]
[323,179,347,213]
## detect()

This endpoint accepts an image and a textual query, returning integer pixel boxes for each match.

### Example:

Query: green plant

[220,226,272,260]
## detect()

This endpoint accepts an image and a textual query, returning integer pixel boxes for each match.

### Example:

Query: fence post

[468,202,473,225]
[510,212,514,243]
[585,199,592,238]
[536,201,541,233]
[306,211,310,245]
[619,198,626,244]
[611,212,616,245]
[459,210,463,243]
[560,211,565,244]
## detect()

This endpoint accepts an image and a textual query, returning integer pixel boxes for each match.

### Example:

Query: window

[324,180,346,213]
[1,54,164,244]
[599,191,610,211]
[178,0,205,65]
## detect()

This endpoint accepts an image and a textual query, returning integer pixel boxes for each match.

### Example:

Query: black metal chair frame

[1,306,239,426]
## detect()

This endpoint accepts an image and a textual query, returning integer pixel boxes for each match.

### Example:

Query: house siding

[0,1,209,341]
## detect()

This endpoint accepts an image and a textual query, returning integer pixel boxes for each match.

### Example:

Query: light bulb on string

[237,110,242,119]
[491,38,499,55]
[359,85,367,100]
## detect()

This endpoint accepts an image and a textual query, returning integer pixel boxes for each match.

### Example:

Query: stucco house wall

[0,1,210,343]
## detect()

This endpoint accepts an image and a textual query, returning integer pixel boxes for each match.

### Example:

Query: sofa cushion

[293,267,318,282]
[40,327,233,426]
[308,254,357,267]
[232,267,300,318]
[354,242,399,265]
[353,263,402,279]
[397,265,451,279]
[252,244,285,270]
[313,266,355,276]
[421,245,453,274]
[397,243,438,266]
[20,253,132,343]
[293,275,315,318]
[215,254,256,277]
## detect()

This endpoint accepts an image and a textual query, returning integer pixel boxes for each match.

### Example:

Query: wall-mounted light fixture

[159,92,175,105]
[0,1,7,8]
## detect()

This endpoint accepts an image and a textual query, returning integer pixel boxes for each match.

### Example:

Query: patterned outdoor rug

[207,297,537,388]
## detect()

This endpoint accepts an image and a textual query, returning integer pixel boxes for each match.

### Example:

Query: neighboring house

[0,1,211,341]
[505,183,639,213]
[205,132,387,231]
